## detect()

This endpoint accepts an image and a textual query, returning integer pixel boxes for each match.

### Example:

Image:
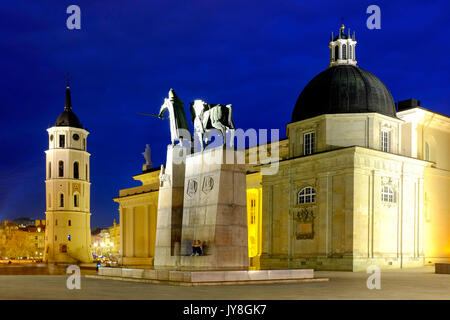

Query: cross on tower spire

[66,73,71,88]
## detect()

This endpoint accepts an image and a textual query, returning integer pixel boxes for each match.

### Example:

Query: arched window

[381,185,395,203]
[60,193,64,207]
[298,187,316,204]
[73,162,79,179]
[342,44,347,59]
[74,194,79,208]
[334,45,339,60]
[48,162,51,179]
[349,45,352,59]
[58,161,64,177]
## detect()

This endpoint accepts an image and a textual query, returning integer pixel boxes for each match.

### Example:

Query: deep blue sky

[0,1,449,228]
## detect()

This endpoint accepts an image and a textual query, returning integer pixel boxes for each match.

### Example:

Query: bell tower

[329,24,357,67]
[43,84,93,264]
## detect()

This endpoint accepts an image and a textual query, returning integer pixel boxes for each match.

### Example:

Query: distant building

[91,224,119,259]
[13,217,37,227]
[109,219,120,256]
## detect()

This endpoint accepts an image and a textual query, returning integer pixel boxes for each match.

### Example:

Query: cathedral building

[115,25,449,271]
[43,85,93,264]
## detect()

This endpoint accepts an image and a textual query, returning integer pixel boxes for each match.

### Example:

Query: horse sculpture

[190,99,235,150]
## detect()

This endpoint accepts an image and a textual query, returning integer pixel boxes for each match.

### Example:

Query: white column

[144,205,149,257]
[130,207,135,257]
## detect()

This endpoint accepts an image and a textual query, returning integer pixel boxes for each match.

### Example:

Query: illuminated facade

[115,25,449,270]
[43,85,93,263]
[113,169,159,266]
[397,105,450,264]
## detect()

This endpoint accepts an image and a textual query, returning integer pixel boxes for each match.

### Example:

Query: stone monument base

[180,147,248,270]
[435,263,450,274]
[93,267,328,286]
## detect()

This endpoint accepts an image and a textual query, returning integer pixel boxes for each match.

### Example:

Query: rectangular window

[68,220,71,226]
[59,135,65,148]
[250,199,256,224]
[381,130,390,152]
[303,132,315,155]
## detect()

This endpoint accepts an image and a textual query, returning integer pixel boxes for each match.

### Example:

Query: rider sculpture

[158,89,190,145]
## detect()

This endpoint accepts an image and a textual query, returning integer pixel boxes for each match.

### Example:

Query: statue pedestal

[154,144,188,268]
[180,147,248,270]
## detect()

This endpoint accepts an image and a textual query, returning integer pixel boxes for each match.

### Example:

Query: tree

[4,231,36,259]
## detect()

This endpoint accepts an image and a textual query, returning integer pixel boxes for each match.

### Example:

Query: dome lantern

[329,24,357,68]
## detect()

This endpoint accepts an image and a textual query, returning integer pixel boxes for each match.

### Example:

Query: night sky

[0,0,449,228]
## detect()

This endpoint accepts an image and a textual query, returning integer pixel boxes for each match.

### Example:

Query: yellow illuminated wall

[398,108,450,264]
[247,188,262,268]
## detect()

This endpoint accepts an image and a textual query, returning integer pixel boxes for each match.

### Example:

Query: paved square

[0,266,448,299]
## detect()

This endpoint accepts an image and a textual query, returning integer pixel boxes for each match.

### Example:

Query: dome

[55,109,83,128]
[55,86,83,128]
[291,65,396,123]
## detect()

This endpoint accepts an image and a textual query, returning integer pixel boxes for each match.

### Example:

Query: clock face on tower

[73,133,80,141]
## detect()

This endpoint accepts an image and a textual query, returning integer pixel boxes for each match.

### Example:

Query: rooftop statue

[141,144,153,171]
[190,99,235,150]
